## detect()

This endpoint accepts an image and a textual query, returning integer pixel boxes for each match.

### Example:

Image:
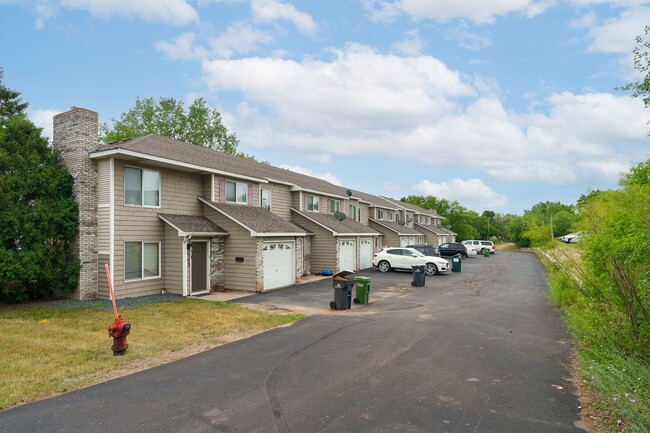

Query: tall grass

[543,246,650,432]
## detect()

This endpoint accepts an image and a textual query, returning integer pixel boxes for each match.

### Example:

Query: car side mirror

[411,254,417,257]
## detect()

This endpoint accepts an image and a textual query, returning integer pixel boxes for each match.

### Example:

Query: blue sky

[2,0,649,215]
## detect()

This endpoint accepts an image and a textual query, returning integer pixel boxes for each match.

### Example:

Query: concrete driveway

[0,251,587,433]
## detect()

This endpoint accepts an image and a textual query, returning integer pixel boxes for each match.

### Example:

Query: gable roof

[414,223,448,235]
[291,208,379,236]
[380,196,445,219]
[91,134,351,198]
[350,189,401,210]
[370,219,424,235]
[199,197,307,237]
[159,214,228,236]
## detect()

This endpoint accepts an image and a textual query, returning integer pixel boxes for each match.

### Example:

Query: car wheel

[378,260,391,273]
[481,248,487,254]
[425,263,438,275]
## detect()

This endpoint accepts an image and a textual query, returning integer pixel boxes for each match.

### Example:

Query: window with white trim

[348,204,357,220]
[125,241,160,280]
[329,199,340,213]
[388,211,394,221]
[125,167,160,207]
[226,181,248,204]
[261,189,272,210]
[307,195,319,212]
[377,209,384,220]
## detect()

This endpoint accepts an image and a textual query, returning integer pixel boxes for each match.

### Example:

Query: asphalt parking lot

[0,251,587,433]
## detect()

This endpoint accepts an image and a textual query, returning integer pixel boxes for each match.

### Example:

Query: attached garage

[338,239,356,272]
[359,238,373,269]
[263,241,295,290]
[400,236,409,247]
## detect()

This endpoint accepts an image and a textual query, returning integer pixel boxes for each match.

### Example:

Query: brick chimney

[52,107,99,299]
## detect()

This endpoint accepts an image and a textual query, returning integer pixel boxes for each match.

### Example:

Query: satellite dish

[345,189,353,197]
[406,216,413,223]
[333,211,347,230]
[398,219,406,226]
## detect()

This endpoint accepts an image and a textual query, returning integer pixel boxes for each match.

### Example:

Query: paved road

[0,251,586,433]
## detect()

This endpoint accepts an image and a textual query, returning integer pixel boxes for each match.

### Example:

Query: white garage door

[263,241,294,290]
[338,239,356,272]
[409,236,417,245]
[400,237,409,247]
[359,239,373,269]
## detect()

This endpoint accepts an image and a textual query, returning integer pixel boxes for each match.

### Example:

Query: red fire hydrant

[108,315,131,356]
[105,264,131,356]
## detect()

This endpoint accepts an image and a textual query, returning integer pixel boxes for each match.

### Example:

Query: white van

[462,240,496,254]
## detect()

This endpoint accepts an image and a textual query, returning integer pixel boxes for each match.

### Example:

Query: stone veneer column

[52,107,99,300]
[210,237,225,291]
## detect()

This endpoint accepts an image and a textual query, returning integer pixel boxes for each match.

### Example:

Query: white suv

[373,247,449,275]
[462,240,495,254]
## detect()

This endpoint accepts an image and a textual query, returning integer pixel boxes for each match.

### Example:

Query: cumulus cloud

[279,165,341,185]
[414,178,508,211]
[251,0,317,35]
[391,29,426,56]
[366,0,550,24]
[582,7,650,54]
[198,45,647,188]
[28,108,61,143]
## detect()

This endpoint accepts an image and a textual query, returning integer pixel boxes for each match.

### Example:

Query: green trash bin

[483,248,490,257]
[353,276,371,304]
[451,254,462,272]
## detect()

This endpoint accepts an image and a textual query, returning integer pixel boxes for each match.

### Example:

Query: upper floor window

[348,204,357,220]
[329,199,340,213]
[377,209,384,220]
[307,195,320,212]
[388,211,394,221]
[226,181,248,204]
[261,189,272,210]
[125,167,160,207]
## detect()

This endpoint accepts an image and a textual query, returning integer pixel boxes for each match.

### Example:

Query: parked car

[560,232,581,243]
[406,244,440,257]
[462,240,495,254]
[373,247,450,275]
[438,242,468,258]
[464,243,478,257]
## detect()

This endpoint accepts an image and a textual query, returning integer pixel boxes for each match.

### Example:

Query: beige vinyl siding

[291,213,336,272]
[268,183,292,220]
[203,174,213,200]
[292,191,302,210]
[112,160,204,297]
[359,203,370,225]
[98,207,110,252]
[97,159,111,205]
[163,224,184,295]
[369,221,401,248]
[203,207,258,292]
[417,226,439,246]
[97,254,110,299]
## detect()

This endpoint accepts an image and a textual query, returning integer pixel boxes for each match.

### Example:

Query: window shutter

[219,178,225,202]
[248,184,253,205]
[304,194,308,211]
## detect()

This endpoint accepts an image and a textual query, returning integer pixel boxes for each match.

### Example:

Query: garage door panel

[360,239,373,269]
[339,239,356,272]
[263,242,294,290]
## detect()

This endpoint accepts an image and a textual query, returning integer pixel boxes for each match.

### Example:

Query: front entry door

[191,241,208,294]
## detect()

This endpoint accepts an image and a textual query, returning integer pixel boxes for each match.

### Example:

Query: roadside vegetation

[0,298,303,410]
[536,161,650,432]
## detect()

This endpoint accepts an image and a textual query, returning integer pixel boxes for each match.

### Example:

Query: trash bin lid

[333,270,355,279]
[354,276,371,282]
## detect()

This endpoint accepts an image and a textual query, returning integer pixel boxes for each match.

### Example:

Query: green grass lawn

[0,298,303,409]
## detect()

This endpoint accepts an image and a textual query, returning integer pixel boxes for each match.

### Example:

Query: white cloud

[446,24,492,51]
[156,33,208,60]
[209,21,274,58]
[414,178,508,211]
[366,0,550,24]
[199,45,647,188]
[60,0,198,25]
[279,165,341,185]
[582,7,650,54]
[28,108,61,143]
[391,29,426,56]
[251,0,317,35]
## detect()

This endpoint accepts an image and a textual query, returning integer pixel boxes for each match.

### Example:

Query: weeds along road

[0,251,586,433]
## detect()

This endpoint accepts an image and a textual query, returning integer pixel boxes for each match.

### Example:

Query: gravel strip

[35,294,184,310]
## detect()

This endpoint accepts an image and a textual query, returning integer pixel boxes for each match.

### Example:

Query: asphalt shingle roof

[380,196,445,219]
[159,213,227,235]
[350,189,402,210]
[291,209,379,235]
[95,134,351,197]
[201,198,307,235]
[371,219,423,235]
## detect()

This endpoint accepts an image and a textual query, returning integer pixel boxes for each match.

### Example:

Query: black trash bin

[411,265,426,287]
[330,270,355,310]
